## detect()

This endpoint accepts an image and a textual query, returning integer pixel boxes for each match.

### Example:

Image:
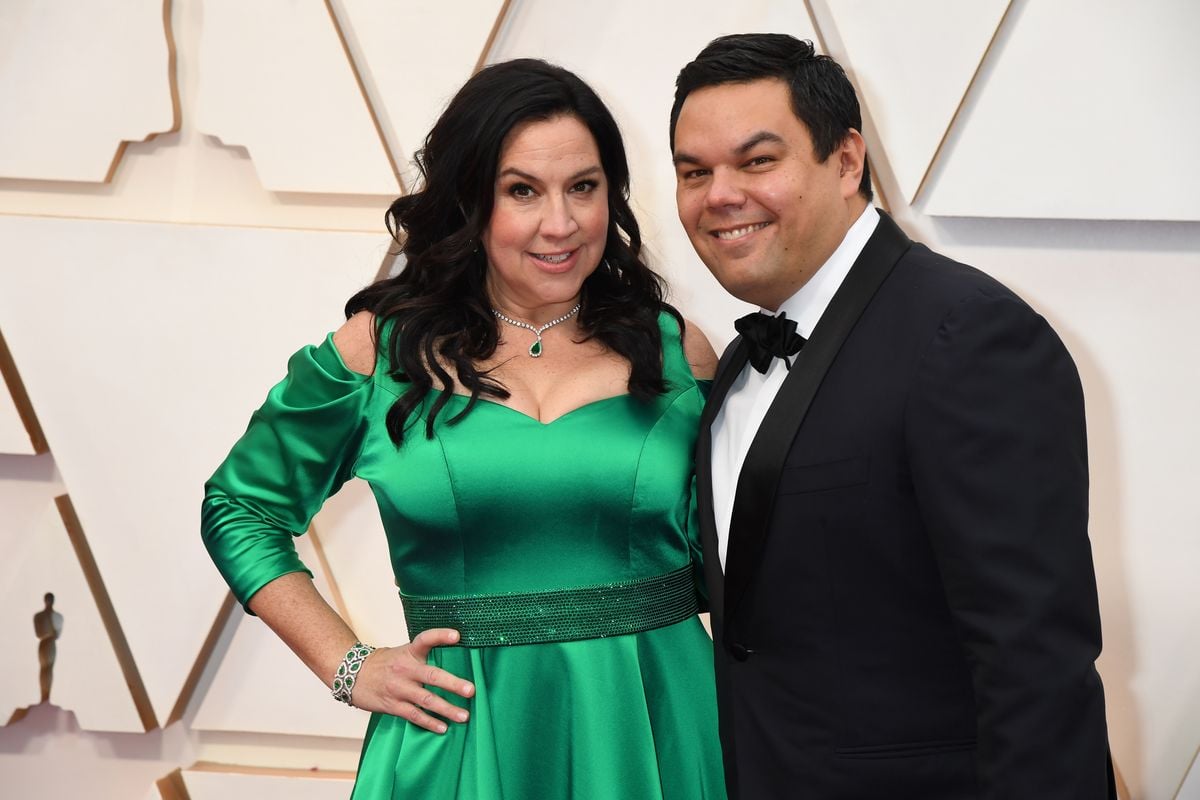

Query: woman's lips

[528,248,579,273]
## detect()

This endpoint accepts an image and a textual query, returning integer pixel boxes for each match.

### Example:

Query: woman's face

[481,114,609,317]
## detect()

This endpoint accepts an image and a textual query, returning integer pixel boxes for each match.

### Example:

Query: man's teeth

[534,252,572,264]
[715,223,769,240]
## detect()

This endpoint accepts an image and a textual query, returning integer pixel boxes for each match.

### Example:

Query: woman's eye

[571,179,600,193]
[507,183,535,199]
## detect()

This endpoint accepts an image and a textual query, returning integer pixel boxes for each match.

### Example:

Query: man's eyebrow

[498,165,602,182]
[672,131,785,167]
[735,131,784,154]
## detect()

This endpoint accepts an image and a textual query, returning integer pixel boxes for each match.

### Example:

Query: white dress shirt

[711,205,880,570]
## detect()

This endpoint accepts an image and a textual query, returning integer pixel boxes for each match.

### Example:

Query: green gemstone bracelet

[331,642,376,706]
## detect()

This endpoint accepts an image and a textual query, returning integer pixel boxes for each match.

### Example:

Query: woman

[202,59,724,798]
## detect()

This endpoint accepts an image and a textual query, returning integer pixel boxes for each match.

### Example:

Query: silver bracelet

[331,642,376,706]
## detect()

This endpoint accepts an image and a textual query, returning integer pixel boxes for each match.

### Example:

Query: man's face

[673,78,860,311]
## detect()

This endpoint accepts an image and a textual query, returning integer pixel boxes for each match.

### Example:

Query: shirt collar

[770,205,880,338]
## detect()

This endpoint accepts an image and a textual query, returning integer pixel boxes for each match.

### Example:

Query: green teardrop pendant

[529,339,543,358]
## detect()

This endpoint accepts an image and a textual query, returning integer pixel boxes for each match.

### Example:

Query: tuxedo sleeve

[905,290,1110,797]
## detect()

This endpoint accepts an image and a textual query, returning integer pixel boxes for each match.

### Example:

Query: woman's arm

[248,572,474,733]
[332,310,378,375]
[245,315,473,732]
[682,318,719,380]
[203,314,472,733]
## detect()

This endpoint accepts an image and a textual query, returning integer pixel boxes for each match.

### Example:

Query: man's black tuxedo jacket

[697,212,1113,799]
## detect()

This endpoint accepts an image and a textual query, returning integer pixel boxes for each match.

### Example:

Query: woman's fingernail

[436,723,448,733]
[457,711,469,722]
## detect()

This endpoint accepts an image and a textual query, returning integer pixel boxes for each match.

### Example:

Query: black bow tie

[735,312,806,374]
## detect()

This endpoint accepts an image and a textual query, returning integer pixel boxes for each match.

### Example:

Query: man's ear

[836,130,867,198]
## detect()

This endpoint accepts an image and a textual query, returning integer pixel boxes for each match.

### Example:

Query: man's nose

[705,168,746,209]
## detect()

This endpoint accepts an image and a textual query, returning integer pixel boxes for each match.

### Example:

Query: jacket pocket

[777,456,869,495]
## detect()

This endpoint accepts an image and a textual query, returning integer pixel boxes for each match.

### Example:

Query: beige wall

[1,1,1198,798]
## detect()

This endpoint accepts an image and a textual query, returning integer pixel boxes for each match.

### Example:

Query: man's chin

[713,273,772,308]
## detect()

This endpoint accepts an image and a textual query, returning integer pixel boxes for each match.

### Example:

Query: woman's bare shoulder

[681,318,718,381]
[332,311,377,376]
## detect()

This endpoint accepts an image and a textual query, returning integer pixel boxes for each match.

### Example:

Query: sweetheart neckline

[446,392,632,426]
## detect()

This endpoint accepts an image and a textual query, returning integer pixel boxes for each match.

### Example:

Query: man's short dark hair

[670,33,872,201]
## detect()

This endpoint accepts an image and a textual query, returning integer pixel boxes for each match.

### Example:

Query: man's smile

[711,222,772,241]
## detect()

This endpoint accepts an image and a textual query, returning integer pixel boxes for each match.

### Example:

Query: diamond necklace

[492,303,581,358]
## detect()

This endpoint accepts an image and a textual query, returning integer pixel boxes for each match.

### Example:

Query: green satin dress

[201,312,726,799]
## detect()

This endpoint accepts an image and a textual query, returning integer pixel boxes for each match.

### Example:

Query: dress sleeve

[686,380,713,611]
[201,333,373,611]
[665,311,712,610]
[685,473,709,612]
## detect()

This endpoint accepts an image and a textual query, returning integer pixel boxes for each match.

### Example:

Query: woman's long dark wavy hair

[346,58,679,445]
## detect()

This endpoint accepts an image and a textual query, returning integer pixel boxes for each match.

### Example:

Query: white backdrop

[1,1,1198,798]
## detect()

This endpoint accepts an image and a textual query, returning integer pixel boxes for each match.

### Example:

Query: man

[671,33,1114,798]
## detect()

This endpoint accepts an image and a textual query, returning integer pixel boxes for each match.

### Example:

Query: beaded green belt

[399,564,698,647]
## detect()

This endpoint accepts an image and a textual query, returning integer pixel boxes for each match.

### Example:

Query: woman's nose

[540,195,581,238]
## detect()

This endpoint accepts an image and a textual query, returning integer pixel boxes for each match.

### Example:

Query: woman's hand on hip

[351,628,475,733]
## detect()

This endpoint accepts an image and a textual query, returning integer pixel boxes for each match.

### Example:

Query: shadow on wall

[0,704,195,796]
[1062,337,1143,798]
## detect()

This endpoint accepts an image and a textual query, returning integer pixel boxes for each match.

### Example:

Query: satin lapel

[696,337,749,629]
[722,212,913,624]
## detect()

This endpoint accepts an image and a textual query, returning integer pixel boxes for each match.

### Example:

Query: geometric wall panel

[0,215,387,725]
[183,765,355,800]
[0,703,190,800]
[0,389,37,455]
[924,0,1200,220]
[826,0,1010,203]
[0,332,43,454]
[147,770,187,800]
[0,458,62,717]
[191,536,367,739]
[0,0,177,182]
[0,495,146,732]
[336,0,510,188]
[195,0,398,195]
[1179,747,1200,800]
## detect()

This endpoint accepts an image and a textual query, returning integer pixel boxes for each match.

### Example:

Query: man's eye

[747,156,773,167]
[681,169,709,180]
